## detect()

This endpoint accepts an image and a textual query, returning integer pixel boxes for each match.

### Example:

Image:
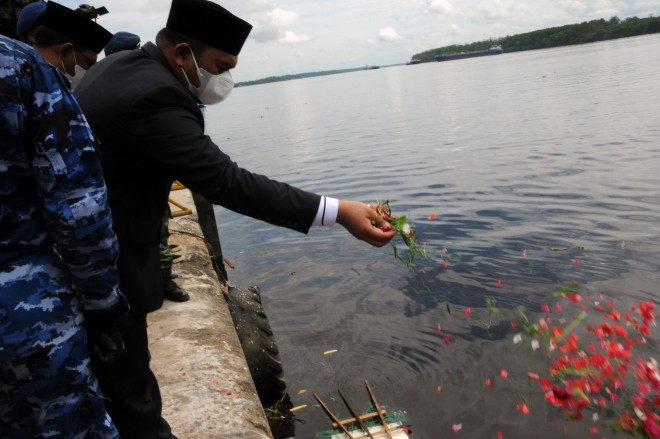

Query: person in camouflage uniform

[0,20,127,439]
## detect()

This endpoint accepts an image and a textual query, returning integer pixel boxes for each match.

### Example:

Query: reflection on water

[209,35,660,438]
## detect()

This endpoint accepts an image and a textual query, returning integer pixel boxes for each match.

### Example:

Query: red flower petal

[500,369,508,379]
[429,213,437,220]
[497,279,502,288]
[516,402,530,414]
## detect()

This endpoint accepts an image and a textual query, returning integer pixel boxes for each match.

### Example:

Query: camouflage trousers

[159,209,173,269]
[0,250,119,438]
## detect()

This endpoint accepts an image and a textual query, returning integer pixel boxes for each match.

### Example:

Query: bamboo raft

[314,380,410,439]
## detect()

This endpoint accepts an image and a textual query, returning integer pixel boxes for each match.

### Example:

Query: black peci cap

[166,0,252,56]
[43,1,112,54]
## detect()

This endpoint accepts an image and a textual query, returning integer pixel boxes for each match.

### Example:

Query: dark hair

[156,27,207,57]
[32,26,90,52]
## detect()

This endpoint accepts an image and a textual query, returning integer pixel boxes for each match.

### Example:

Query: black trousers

[92,312,176,439]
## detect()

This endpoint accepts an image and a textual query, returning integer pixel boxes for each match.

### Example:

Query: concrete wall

[148,189,273,439]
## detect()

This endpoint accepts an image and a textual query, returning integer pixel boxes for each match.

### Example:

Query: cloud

[269,7,299,27]
[249,6,307,43]
[428,0,453,14]
[279,31,311,43]
[378,27,401,42]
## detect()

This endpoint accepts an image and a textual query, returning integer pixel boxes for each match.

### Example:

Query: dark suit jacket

[76,43,320,313]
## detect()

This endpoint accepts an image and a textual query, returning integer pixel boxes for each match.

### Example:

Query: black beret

[43,1,112,54]
[104,31,140,56]
[166,0,252,56]
[16,2,46,36]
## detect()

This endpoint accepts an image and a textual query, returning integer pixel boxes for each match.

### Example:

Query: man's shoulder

[0,36,46,71]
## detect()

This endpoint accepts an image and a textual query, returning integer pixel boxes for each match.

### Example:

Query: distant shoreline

[237,14,660,87]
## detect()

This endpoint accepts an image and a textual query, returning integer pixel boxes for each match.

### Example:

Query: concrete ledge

[147,189,273,439]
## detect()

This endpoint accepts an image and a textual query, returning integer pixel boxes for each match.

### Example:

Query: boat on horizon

[435,44,503,62]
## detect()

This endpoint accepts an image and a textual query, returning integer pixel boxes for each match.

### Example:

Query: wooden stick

[365,380,393,439]
[331,409,387,428]
[314,393,354,439]
[338,390,376,439]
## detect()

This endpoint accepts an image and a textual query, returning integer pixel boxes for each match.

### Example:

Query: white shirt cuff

[312,196,338,227]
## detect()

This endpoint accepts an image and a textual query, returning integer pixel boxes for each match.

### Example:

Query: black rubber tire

[225,285,288,407]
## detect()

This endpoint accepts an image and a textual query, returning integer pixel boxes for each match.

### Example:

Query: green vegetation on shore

[237,14,660,87]
[237,67,364,87]
[412,14,660,62]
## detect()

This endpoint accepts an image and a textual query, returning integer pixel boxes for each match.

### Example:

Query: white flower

[513,334,522,344]
[402,223,411,235]
[531,340,540,351]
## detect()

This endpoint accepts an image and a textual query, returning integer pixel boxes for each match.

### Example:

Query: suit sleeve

[127,85,321,233]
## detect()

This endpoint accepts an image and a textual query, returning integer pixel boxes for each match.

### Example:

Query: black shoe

[163,278,190,302]
[162,267,189,302]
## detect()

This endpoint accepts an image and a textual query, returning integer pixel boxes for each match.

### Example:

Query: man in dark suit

[76,0,395,437]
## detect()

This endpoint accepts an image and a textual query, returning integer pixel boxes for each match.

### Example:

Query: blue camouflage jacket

[0,36,127,326]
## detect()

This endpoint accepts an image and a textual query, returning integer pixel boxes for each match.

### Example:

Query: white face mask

[182,54,233,105]
[61,51,87,89]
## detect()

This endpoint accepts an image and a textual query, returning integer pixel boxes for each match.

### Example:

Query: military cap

[16,2,46,36]
[166,0,252,56]
[43,1,112,54]
[104,31,140,55]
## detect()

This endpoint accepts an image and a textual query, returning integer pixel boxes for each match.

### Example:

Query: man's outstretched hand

[336,200,397,247]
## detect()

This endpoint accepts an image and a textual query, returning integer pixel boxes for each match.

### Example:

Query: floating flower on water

[497,432,503,439]
[443,260,448,268]
[436,324,442,332]
[500,369,508,379]
[465,308,472,317]
[513,334,523,344]
[531,340,540,351]
[516,402,530,415]
[497,279,502,288]
[541,303,550,313]
[522,249,528,258]
[429,213,437,220]
[573,258,580,265]
[444,335,451,345]
[528,372,540,380]
[452,423,462,433]
[437,385,442,393]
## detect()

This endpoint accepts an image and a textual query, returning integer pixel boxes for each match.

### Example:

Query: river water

[207,34,660,438]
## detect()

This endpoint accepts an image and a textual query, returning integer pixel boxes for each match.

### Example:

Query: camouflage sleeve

[23,50,128,324]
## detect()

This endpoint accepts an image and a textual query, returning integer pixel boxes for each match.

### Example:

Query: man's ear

[173,43,192,68]
[57,42,75,59]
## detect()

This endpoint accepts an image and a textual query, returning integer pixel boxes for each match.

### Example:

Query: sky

[56,0,658,81]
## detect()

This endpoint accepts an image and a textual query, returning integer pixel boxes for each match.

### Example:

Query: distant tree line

[237,67,364,87]
[412,14,660,62]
